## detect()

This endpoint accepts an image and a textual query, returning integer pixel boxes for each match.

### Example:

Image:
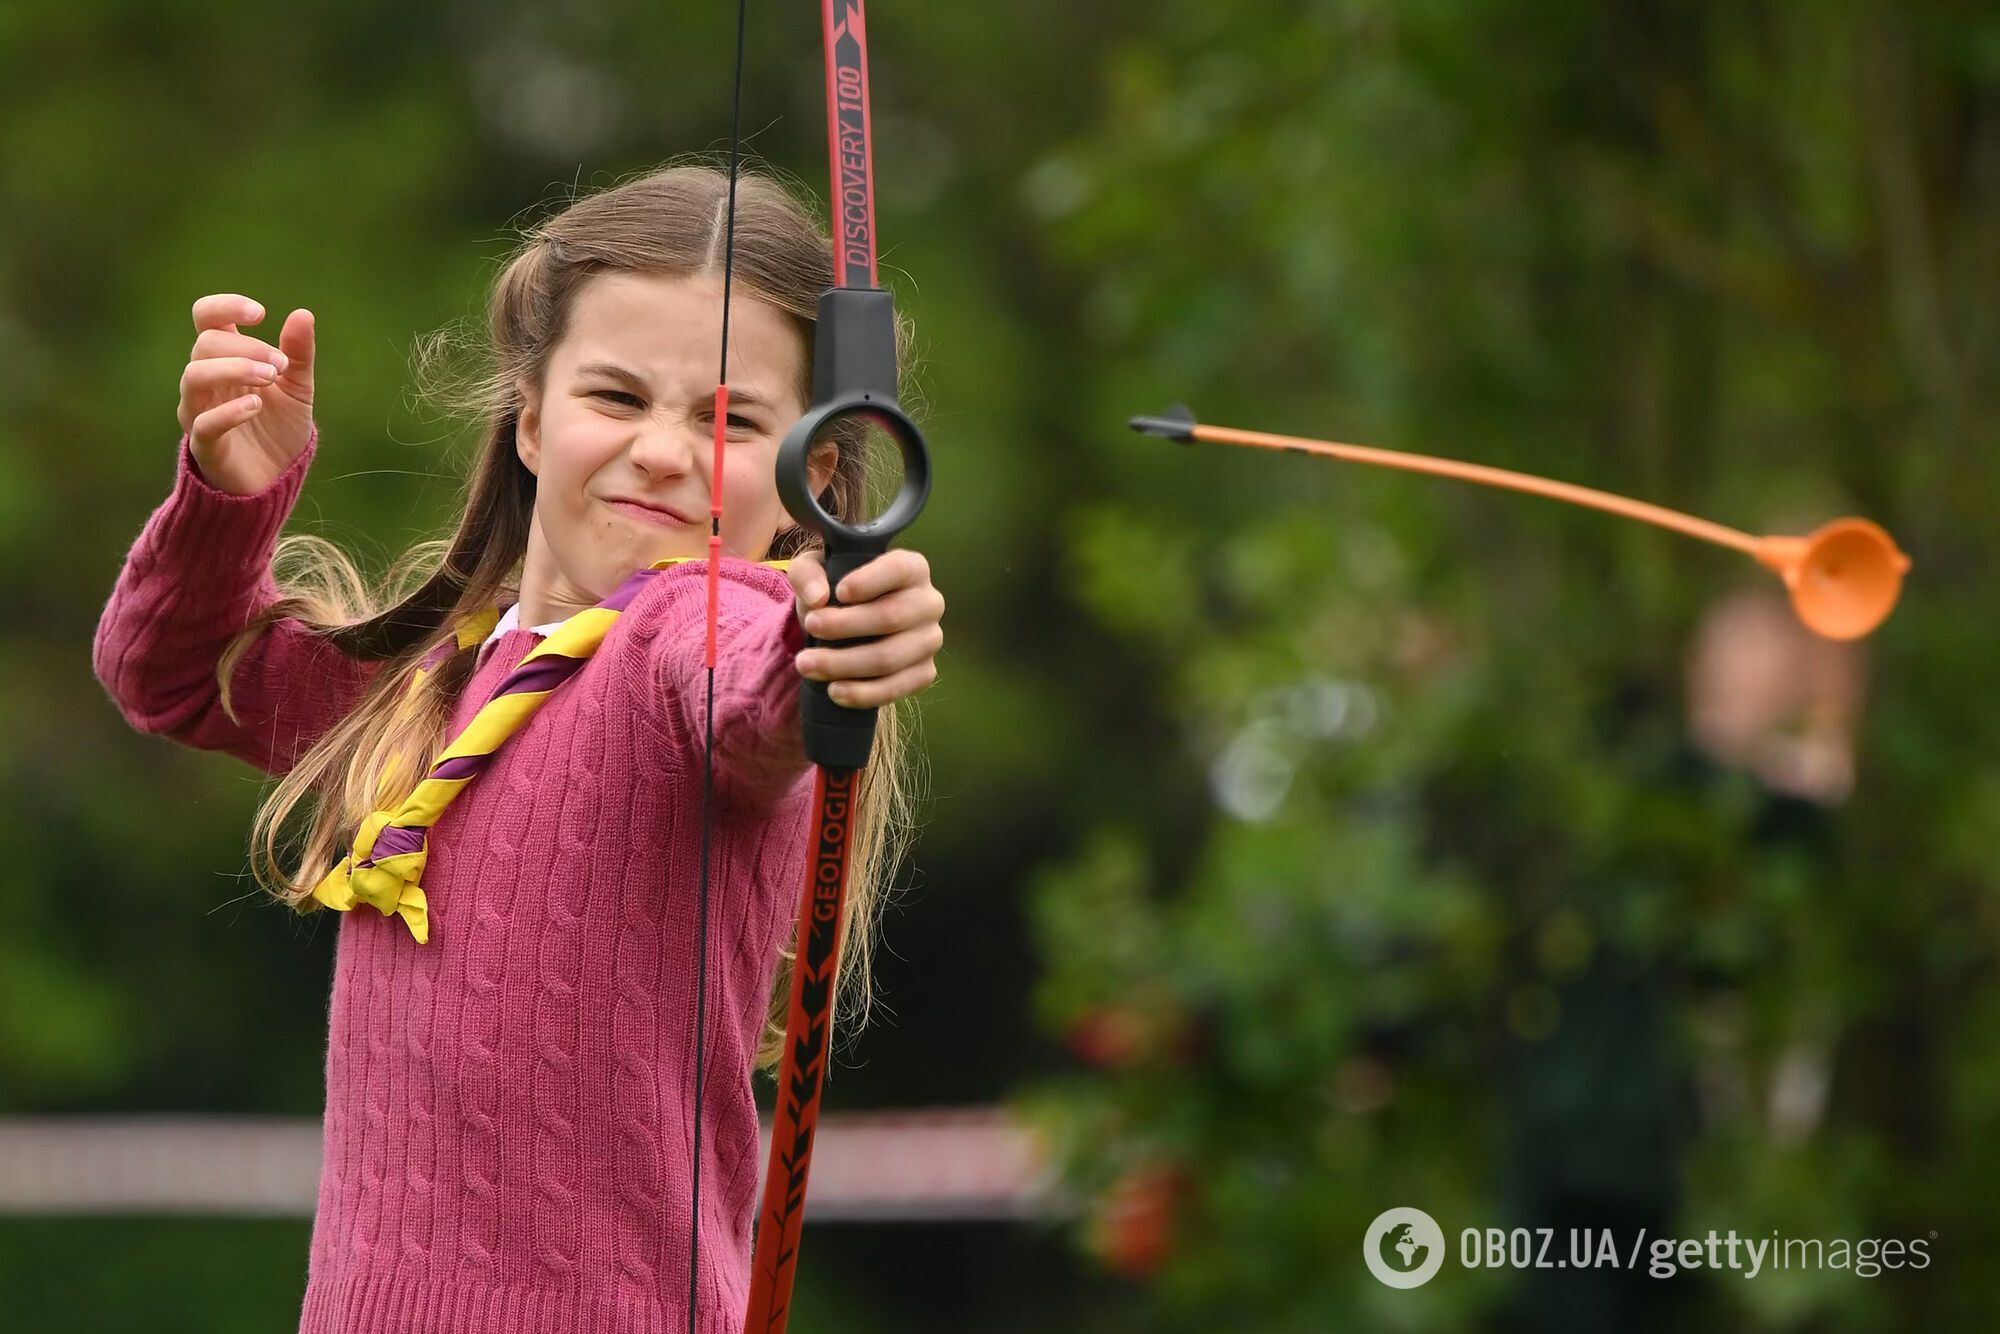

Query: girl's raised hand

[177,293,317,496]
[788,548,945,709]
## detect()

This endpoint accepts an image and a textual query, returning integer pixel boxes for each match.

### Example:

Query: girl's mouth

[603,498,695,528]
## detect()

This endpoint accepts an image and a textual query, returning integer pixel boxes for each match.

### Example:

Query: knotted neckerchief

[310,555,789,942]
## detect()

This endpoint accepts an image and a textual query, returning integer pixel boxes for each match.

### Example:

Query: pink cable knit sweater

[92,428,816,1333]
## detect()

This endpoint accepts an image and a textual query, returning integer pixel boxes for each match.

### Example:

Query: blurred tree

[1022,0,1997,1329]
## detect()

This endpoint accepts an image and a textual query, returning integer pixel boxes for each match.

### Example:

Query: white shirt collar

[476,602,569,668]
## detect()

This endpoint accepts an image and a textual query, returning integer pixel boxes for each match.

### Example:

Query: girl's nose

[628,415,704,476]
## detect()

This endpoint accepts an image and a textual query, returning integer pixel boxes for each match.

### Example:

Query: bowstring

[690,0,750,1328]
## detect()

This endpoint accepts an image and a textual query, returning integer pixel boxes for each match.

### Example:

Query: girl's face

[514,270,827,621]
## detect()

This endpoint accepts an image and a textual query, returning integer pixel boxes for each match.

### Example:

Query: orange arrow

[1132,406,1911,640]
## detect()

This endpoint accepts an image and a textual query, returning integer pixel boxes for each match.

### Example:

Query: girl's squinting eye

[591,389,643,407]
[701,408,762,432]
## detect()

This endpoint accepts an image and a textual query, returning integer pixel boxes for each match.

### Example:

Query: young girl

[92,164,945,1333]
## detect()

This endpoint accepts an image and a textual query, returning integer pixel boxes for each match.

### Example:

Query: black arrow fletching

[1129,403,1198,443]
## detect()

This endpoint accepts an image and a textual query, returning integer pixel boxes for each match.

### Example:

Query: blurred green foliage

[1023,0,1997,1330]
[3,0,1995,1329]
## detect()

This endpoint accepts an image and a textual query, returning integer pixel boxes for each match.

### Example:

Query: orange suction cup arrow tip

[1753,518,1912,642]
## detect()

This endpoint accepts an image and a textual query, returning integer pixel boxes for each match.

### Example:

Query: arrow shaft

[1190,422,1762,556]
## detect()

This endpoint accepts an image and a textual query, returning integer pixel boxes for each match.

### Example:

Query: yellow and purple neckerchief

[310,556,788,943]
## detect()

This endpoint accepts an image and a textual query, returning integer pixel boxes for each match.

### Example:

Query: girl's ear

[807,441,838,502]
[514,378,542,475]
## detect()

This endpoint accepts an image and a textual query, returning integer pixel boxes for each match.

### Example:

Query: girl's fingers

[790,546,944,706]
[192,327,290,373]
[827,547,931,605]
[181,356,279,400]
[802,581,946,641]
[797,622,945,683]
[188,394,265,447]
[276,308,315,393]
[823,659,940,710]
[788,549,829,616]
[192,293,264,334]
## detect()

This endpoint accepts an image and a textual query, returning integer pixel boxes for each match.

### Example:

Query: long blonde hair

[221,162,924,1071]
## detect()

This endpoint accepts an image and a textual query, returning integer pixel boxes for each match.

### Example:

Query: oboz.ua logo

[1364,1207,1447,1289]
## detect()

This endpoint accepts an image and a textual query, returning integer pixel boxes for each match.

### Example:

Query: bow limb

[742,3,931,1330]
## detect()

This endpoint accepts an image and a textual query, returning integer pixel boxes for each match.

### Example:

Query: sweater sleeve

[91,428,381,776]
[614,558,813,813]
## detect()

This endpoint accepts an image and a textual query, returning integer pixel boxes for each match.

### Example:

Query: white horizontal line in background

[0,1106,1060,1222]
